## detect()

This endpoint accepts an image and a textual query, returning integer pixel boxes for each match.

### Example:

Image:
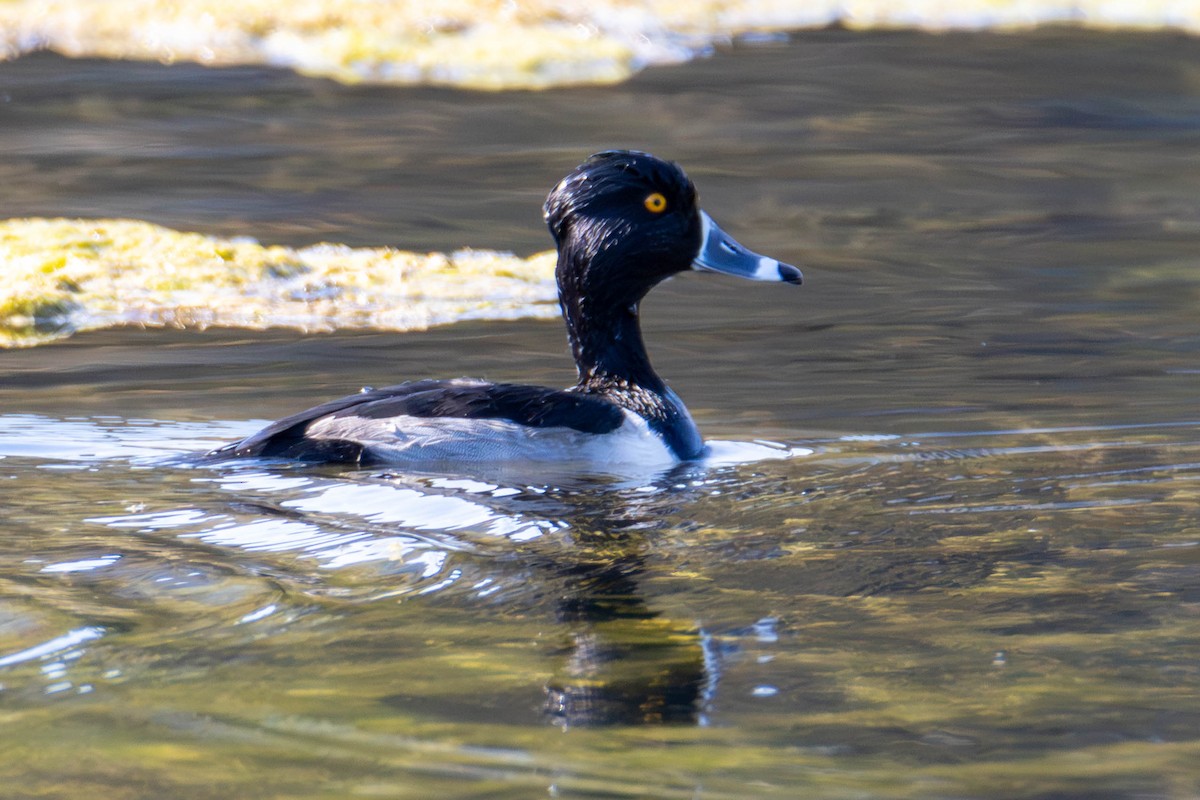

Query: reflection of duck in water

[211,150,800,467]
[545,552,717,728]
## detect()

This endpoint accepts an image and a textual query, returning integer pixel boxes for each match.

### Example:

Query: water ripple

[0,626,106,668]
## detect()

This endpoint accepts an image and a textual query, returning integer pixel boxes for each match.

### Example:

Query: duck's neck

[551,224,669,394]
[558,262,705,460]
[565,297,664,394]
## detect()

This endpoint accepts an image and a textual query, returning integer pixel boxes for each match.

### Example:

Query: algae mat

[0,218,558,347]
[2,0,1199,89]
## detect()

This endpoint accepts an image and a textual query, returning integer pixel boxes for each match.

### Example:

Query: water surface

[3,29,1200,799]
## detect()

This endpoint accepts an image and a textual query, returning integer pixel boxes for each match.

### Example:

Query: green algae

[0,218,557,347]
[4,0,1199,89]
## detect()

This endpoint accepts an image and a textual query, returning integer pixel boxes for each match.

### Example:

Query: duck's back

[210,378,677,466]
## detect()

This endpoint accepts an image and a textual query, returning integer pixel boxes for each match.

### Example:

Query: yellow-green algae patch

[0,218,558,347]
[2,1,1199,90]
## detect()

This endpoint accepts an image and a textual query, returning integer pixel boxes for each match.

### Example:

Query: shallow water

[3,28,1200,799]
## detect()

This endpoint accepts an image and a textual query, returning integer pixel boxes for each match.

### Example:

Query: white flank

[305,410,677,467]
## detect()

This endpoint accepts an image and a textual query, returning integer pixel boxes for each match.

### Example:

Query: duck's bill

[692,211,802,285]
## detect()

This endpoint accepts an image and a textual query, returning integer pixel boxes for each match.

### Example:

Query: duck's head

[544,150,802,310]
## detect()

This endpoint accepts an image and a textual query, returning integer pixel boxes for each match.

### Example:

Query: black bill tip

[778,263,803,285]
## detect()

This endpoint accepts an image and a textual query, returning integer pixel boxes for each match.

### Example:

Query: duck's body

[218,378,685,466]
[211,151,800,466]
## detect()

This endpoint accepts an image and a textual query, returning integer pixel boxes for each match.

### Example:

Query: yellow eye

[643,192,668,214]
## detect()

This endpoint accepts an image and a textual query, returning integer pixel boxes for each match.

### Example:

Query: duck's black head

[545,150,703,306]
[545,150,801,396]
[545,150,801,312]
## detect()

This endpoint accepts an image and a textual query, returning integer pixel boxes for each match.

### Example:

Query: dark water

[3,29,1200,799]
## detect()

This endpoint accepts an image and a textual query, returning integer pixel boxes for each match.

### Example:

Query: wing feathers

[210,379,625,462]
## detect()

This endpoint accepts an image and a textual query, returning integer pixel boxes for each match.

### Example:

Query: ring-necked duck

[210,150,801,466]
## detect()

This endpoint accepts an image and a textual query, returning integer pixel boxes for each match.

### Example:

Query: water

[3,28,1200,799]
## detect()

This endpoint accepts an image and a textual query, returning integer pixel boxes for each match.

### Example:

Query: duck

[209,150,801,467]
